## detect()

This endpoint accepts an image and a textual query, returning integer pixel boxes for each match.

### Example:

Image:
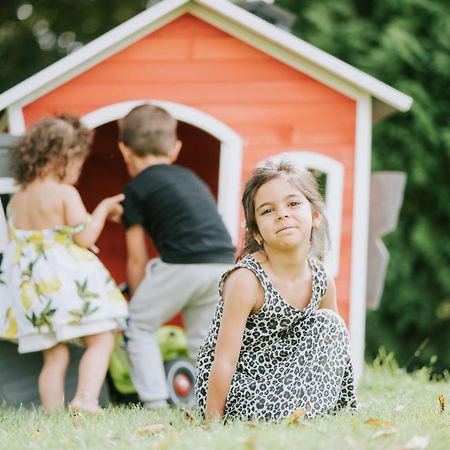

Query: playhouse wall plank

[25,82,347,107]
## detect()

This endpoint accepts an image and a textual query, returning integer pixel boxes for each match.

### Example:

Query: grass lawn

[1,363,449,450]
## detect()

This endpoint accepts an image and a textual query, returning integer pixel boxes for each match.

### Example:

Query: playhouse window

[309,168,327,201]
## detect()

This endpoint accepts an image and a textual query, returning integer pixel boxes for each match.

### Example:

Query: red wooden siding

[23,14,356,324]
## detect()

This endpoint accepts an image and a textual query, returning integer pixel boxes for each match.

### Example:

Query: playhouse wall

[22,14,356,324]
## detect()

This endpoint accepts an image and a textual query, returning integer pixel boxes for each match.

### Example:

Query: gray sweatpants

[125,258,231,405]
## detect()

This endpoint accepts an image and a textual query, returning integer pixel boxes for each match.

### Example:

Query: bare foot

[69,392,103,414]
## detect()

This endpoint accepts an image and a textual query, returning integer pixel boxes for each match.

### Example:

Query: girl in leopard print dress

[196,160,356,421]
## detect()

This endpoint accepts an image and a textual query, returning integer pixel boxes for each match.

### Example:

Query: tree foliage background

[1,0,449,373]
[276,0,450,375]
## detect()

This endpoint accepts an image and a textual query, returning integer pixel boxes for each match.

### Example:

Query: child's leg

[70,331,114,412]
[39,343,70,411]
[182,263,231,359]
[126,259,194,408]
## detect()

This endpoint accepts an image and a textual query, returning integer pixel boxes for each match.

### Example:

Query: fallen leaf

[109,432,121,443]
[372,427,397,439]
[344,436,356,446]
[438,394,445,413]
[404,435,430,449]
[245,421,261,428]
[364,418,394,428]
[71,411,83,427]
[180,407,196,423]
[134,423,165,436]
[31,430,41,440]
[237,436,257,450]
[286,408,308,424]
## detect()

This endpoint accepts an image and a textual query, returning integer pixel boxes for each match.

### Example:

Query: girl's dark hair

[239,159,330,260]
[11,113,92,185]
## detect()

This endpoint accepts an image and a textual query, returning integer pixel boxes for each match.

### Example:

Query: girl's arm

[63,186,124,248]
[319,270,338,313]
[205,268,263,419]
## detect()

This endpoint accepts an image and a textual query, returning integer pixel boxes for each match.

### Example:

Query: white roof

[0,0,412,113]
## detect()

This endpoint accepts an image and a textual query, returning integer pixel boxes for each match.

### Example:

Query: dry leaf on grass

[180,407,197,423]
[438,394,445,413]
[394,405,406,414]
[372,427,397,439]
[31,430,41,440]
[364,418,394,428]
[71,411,83,427]
[133,423,165,436]
[109,432,121,444]
[237,436,258,450]
[286,408,308,425]
[404,435,430,449]
[245,421,261,428]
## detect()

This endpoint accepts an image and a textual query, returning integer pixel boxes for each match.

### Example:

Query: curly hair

[11,113,92,185]
[239,159,330,260]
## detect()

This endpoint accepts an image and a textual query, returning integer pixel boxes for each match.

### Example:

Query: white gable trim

[0,0,412,114]
[194,0,412,112]
[192,3,364,103]
[82,100,242,245]
[7,106,25,136]
[263,151,344,279]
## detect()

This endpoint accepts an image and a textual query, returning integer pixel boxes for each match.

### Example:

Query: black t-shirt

[122,164,235,264]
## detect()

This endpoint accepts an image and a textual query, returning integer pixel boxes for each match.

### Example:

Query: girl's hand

[107,203,124,223]
[100,194,125,222]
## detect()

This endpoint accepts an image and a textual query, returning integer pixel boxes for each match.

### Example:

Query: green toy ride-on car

[108,325,197,407]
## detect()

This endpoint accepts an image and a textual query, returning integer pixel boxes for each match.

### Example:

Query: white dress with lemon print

[0,215,128,353]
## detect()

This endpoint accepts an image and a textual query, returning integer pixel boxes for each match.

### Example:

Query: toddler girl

[0,114,128,413]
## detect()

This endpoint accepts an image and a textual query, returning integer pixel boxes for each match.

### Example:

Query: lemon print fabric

[0,215,128,351]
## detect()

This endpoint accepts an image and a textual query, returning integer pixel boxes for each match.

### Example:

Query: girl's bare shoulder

[57,182,80,197]
[222,265,264,309]
[224,266,260,288]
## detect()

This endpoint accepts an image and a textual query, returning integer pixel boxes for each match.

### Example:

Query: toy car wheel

[164,357,196,407]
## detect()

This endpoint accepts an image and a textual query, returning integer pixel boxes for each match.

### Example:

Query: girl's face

[253,177,320,252]
[64,152,85,185]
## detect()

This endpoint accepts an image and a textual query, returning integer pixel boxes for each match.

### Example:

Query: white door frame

[82,100,243,244]
[0,178,17,253]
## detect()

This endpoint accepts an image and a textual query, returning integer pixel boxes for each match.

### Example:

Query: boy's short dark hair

[119,104,177,157]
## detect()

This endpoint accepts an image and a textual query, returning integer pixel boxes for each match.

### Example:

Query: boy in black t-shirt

[118,104,235,409]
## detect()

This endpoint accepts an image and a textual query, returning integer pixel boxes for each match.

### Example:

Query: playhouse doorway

[77,120,221,291]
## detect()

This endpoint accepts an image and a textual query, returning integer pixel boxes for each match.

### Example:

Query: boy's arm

[205,269,261,419]
[125,224,149,296]
[319,270,338,313]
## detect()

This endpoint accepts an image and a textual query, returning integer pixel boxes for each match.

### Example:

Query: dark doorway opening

[77,120,221,324]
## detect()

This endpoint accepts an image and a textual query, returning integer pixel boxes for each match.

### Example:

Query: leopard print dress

[195,254,357,421]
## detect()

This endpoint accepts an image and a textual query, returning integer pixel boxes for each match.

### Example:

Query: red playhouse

[0,0,413,381]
